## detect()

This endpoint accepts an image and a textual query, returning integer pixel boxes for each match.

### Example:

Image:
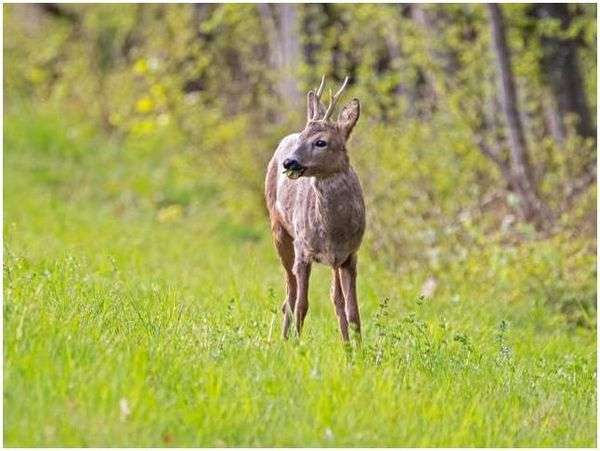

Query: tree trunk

[278,5,301,101]
[533,3,595,141]
[488,4,553,229]
[382,5,420,117]
[409,5,439,115]
[257,4,301,119]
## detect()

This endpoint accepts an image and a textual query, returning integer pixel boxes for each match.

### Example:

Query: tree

[533,3,595,141]
[486,4,553,229]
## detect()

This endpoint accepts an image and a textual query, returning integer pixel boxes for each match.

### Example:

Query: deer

[264,76,365,342]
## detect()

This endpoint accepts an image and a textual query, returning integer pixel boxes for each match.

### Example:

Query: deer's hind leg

[272,222,297,338]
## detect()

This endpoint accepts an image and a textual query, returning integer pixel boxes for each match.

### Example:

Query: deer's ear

[338,98,360,139]
[307,91,317,122]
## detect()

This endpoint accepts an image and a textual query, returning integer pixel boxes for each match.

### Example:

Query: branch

[474,134,514,189]
[561,164,597,212]
[37,4,79,23]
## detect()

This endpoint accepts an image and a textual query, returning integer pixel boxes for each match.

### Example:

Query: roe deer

[264,76,365,341]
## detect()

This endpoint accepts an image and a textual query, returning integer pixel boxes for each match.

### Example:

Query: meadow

[4,3,597,447]
[3,106,596,447]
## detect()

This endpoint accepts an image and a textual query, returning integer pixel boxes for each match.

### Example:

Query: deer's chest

[293,183,365,267]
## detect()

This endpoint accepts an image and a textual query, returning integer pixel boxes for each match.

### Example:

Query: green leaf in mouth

[283,168,301,179]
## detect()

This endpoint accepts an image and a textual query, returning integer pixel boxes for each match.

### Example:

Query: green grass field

[4,109,596,447]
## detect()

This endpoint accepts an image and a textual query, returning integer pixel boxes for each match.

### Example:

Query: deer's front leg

[331,270,349,341]
[293,257,311,336]
[272,222,297,339]
[281,271,297,339]
[339,253,361,339]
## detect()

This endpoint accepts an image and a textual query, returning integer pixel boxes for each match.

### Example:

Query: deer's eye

[315,139,327,148]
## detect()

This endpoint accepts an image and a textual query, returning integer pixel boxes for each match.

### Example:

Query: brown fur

[264,91,365,341]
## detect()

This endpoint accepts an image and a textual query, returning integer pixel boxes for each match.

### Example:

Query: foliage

[3,4,597,446]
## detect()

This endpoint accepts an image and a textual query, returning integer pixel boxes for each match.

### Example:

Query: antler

[309,75,326,121]
[315,75,325,98]
[321,76,349,122]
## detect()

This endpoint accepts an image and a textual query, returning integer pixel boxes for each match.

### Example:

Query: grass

[3,108,597,447]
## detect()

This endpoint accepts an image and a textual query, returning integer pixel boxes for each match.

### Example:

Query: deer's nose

[283,158,303,171]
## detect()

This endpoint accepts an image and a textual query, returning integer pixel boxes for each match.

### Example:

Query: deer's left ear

[338,98,360,139]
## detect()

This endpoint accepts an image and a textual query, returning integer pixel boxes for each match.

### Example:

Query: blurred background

[4,3,597,327]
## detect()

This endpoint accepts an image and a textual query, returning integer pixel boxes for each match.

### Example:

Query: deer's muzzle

[282,158,306,179]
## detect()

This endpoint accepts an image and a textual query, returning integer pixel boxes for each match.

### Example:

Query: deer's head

[283,76,360,179]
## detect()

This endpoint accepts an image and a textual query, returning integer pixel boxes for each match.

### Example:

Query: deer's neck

[312,168,348,194]
[310,167,362,220]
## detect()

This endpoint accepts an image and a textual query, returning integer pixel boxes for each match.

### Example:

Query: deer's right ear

[307,90,317,122]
